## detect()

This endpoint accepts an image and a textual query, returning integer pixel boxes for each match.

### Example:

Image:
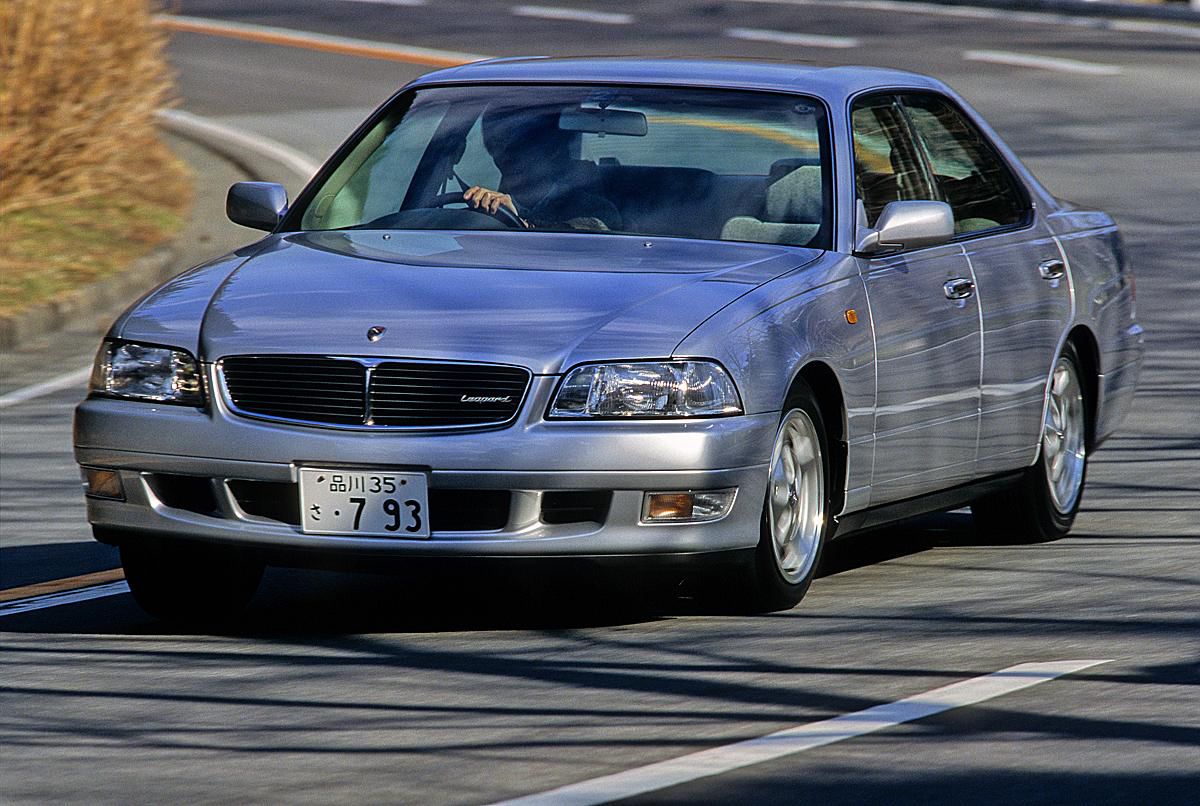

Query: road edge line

[0,581,132,617]
[0,568,126,603]
[156,14,490,67]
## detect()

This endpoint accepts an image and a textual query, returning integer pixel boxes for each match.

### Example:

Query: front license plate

[299,468,430,538]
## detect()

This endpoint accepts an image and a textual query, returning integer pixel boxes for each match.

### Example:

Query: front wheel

[739,385,832,612]
[120,538,264,623]
[972,342,1090,542]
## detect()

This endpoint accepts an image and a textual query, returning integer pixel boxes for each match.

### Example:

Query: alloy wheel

[1042,356,1087,514]
[766,408,826,583]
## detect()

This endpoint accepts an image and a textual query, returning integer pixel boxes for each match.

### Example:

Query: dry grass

[0,0,191,316]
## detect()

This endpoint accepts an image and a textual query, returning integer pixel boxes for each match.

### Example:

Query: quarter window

[850,96,934,227]
[900,94,1028,235]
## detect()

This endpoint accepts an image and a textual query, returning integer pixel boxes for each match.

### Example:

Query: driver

[462,107,621,231]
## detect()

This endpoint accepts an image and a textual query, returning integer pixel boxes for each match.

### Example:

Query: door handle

[943,278,975,300]
[1039,259,1066,280]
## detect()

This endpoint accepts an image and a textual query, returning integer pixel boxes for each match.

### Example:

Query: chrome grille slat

[220,355,530,429]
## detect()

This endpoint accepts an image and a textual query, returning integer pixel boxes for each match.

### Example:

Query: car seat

[720,164,822,246]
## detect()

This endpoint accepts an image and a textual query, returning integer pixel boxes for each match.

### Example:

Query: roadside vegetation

[0,0,191,316]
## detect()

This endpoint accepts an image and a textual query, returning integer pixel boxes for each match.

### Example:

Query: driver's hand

[464,186,519,217]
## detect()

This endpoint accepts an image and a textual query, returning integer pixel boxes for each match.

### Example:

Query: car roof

[406,57,947,101]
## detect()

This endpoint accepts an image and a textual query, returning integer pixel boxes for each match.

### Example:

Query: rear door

[899,93,1070,476]
[853,95,982,504]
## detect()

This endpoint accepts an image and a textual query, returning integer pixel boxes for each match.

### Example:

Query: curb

[0,246,178,352]
[156,109,320,183]
[0,114,317,353]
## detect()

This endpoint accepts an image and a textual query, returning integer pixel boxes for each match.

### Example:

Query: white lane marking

[733,0,1200,40]
[492,659,1110,805]
[511,5,633,24]
[963,50,1123,76]
[1112,18,1200,39]
[0,582,132,617]
[726,26,860,48]
[0,367,92,409]
[156,108,323,179]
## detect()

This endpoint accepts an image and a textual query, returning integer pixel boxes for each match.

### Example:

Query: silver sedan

[75,59,1144,619]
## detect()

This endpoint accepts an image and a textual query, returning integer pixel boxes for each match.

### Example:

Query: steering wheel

[425,191,525,229]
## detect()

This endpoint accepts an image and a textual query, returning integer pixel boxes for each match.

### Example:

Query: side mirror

[855,200,954,256]
[227,182,288,231]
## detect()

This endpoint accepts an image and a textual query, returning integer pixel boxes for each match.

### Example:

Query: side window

[900,94,1028,235]
[851,95,934,227]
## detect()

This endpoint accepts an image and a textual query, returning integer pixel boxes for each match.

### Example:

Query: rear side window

[850,96,934,227]
[900,94,1028,235]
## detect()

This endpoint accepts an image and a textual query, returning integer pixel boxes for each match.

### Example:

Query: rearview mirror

[559,107,648,137]
[855,200,954,256]
[227,182,288,231]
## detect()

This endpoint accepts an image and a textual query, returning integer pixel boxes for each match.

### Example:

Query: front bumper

[75,376,777,560]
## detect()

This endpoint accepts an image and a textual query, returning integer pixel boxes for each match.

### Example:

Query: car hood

[125,230,821,374]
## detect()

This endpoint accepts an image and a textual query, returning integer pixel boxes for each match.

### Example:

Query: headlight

[549,360,743,418]
[89,341,204,405]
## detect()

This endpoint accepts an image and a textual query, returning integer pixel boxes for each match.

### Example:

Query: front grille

[222,356,366,425]
[370,363,529,427]
[220,355,530,429]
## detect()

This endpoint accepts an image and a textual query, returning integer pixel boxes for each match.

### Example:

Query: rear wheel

[972,342,1090,542]
[119,538,263,622]
[735,384,833,612]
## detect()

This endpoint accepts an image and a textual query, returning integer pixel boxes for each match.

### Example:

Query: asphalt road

[2,1,1198,802]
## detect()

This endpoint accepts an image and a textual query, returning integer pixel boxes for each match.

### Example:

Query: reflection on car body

[74,59,1144,619]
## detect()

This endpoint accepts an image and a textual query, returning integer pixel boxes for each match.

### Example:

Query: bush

[0,0,181,215]
[0,0,190,317]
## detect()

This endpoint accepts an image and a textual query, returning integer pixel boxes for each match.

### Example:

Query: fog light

[82,467,124,501]
[642,489,736,523]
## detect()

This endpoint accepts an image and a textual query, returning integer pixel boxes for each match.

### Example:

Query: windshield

[294,84,832,249]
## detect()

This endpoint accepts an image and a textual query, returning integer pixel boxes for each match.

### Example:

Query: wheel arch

[789,361,848,517]
[1065,325,1101,449]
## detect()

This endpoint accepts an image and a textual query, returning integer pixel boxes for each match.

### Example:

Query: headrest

[765,166,822,223]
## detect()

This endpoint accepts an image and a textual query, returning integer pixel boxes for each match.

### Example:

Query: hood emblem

[366,326,387,342]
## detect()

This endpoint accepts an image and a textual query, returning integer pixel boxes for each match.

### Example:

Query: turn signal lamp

[82,467,125,501]
[642,489,736,523]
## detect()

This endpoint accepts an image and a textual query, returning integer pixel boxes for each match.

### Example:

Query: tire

[971,342,1090,543]
[120,538,264,623]
[734,382,833,612]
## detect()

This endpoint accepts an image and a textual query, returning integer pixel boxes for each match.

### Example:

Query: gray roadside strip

[492,659,1111,805]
